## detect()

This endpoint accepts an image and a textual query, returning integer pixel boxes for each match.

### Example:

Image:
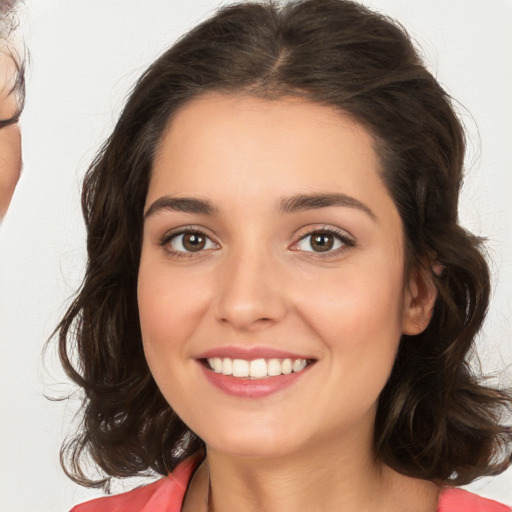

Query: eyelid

[171,233,217,252]
[156,224,355,259]
[159,225,220,256]
[290,225,356,257]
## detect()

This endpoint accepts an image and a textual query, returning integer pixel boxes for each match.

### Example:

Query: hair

[56,0,512,490]
[0,0,25,127]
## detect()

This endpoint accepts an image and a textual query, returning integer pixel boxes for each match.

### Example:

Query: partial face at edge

[137,93,435,461]
[0,50,22,219]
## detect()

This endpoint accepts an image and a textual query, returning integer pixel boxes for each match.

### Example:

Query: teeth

[249,359,267,378]
[267,358,282,376]
[211,357,222,373]
[232,359,249,377]
[281,359,292,375]
[221,358,232,375]
[206,357,309,379]
[292,359,307,372]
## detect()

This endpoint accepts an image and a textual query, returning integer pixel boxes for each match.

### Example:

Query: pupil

[311,233,333,252]
[183,233,205,252]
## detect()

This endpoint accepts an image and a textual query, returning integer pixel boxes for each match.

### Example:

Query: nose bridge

[215,235,285,330]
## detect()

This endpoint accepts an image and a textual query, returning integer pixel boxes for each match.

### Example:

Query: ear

[402,266,438,335]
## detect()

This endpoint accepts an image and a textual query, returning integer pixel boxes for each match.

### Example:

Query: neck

[184,439,440,512]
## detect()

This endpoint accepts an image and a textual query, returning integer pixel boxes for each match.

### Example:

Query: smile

[206,357,309,379]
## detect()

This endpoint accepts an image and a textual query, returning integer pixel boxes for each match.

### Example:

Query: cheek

[137,259,185,371]
[299,255,405,335]
[0,125,22,213]
[138,257,208,344]
[295,259,405,425]
[295,250,406,385]
[137,262,198,411]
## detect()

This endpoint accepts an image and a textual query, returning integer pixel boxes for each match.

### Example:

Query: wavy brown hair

[56,0,512,490]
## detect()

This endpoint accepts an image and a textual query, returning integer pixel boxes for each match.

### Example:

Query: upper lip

[196,346,315,360]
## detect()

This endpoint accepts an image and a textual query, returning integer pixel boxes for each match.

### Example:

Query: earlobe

[402,267,438,336]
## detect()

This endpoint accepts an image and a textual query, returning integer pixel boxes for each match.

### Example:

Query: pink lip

[197,345,312,360]
[199,363,312,398]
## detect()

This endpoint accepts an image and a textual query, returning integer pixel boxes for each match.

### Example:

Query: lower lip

[199,363,312,398]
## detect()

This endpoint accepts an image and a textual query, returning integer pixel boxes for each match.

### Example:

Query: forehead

[148,93,387,204]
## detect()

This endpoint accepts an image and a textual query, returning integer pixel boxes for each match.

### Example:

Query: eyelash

[159,226,216,259]
[159,225,355,259]
[292,226,355,259]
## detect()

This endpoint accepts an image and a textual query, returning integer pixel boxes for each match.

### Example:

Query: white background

[0,1,511,510]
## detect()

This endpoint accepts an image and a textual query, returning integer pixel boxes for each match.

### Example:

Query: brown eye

[310,233,335,252]
[294,230,349,254]
[169,231,216,253]
[182,233,206,251]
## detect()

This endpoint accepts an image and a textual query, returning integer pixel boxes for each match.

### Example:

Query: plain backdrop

[0,1,511,510]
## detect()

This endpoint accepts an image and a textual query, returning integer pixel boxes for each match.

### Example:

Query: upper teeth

[207,357,308,379]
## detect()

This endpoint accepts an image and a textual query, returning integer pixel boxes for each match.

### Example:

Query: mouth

[202,357,315,379]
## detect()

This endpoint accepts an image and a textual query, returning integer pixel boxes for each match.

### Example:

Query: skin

[0,49,22,219]
[138,93,438,512]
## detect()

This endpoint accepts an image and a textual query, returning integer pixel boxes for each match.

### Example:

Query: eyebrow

[278,193,377,221]
[144,192,377,221]
[144,196,219,218]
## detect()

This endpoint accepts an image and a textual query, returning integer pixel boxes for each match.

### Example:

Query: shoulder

[69,456,201,512]
[438,488,511,512]
[69,478,173,512]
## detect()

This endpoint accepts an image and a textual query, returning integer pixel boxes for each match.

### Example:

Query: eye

[292,228,354,255]
[297,232,342,253]
[164,230,217,254]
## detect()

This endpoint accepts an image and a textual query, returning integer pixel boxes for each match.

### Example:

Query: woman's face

[0,51,22,219]
[138,93,430,461]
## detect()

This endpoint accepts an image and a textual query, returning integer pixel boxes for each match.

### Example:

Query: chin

[197,416,313,460]
[207,435,299,460]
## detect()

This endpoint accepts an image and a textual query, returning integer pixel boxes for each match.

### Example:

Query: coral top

[70,457,511,512]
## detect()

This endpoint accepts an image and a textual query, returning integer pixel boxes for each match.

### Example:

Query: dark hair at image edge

[55,0,512,490]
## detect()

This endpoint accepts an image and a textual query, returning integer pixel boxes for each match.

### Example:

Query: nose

[214,248,287,332]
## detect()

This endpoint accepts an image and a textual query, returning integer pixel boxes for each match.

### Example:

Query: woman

[57,0,512,510]
[0,0,24,219]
